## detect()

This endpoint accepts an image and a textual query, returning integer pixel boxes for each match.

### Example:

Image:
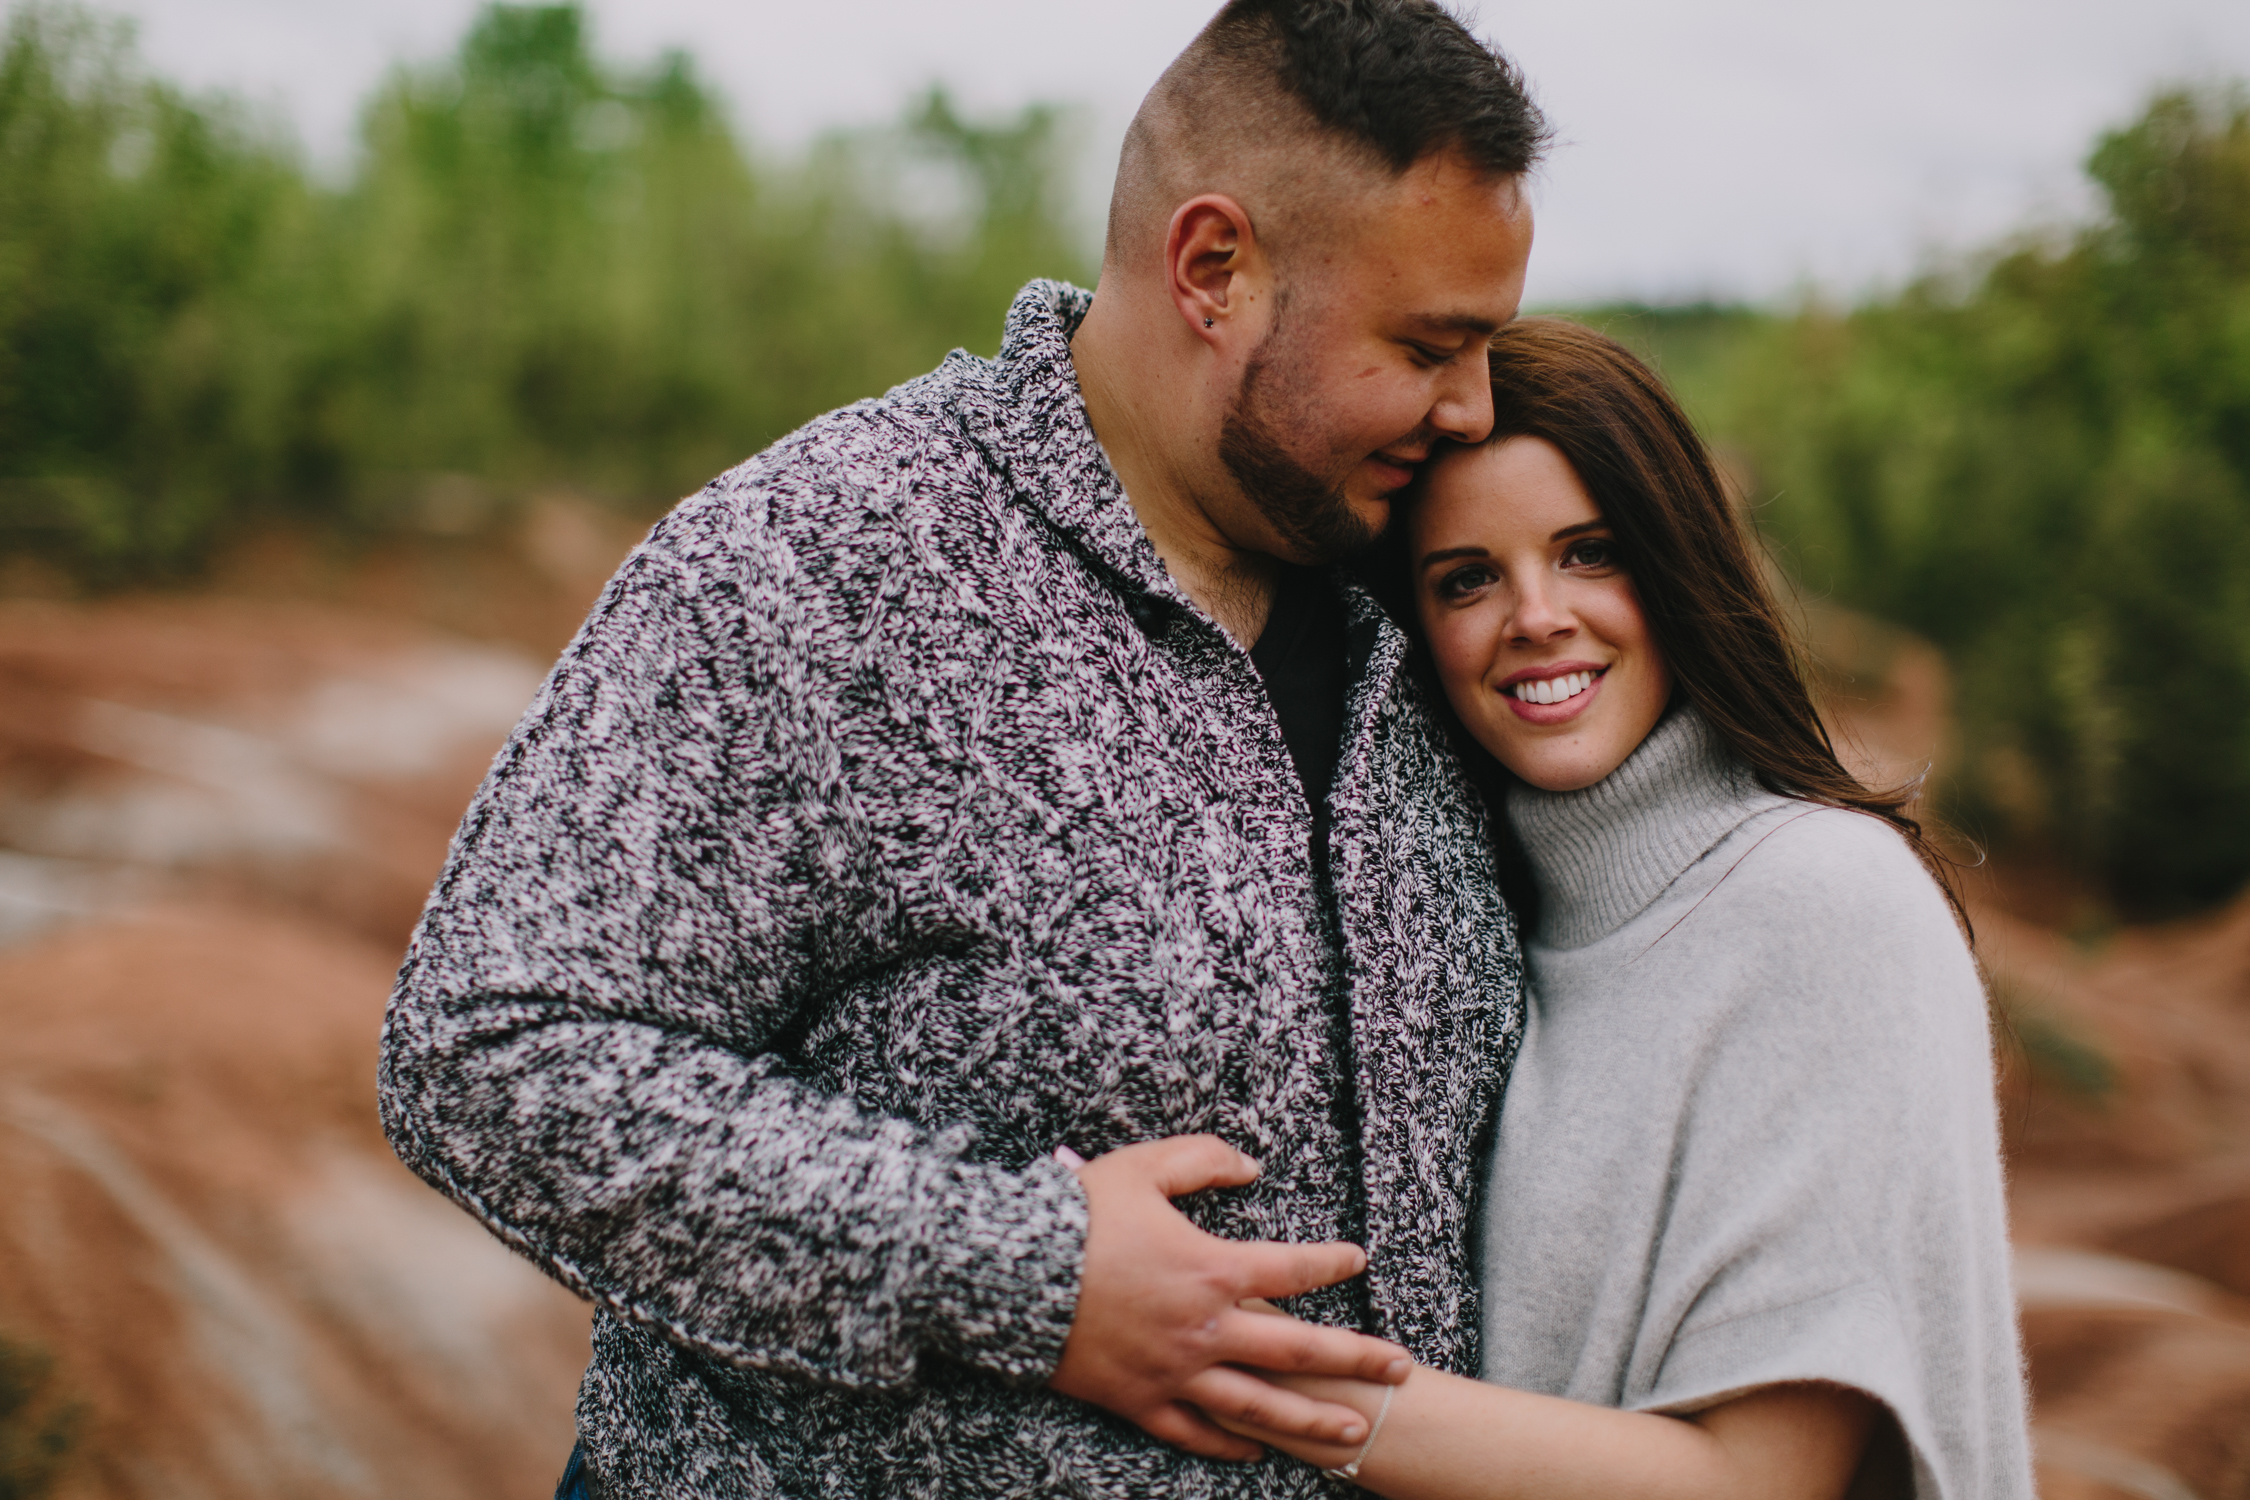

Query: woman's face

[1413,434,1672,792]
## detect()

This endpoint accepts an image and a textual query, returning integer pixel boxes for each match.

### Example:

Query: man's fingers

[1137,1400,1265,1463]
[1182,1365,1370,1446]
[1216,1306,1412,1383]
[1132,1133,1262,1198]
[1230,1236,1370,1302]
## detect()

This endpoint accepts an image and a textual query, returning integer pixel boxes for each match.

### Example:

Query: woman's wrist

[1322,1377,1399,1482]
[1222,1368,1413,1475]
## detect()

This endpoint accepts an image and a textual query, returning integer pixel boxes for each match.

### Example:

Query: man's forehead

[1325,208,1532,325]
[1321,159,1529,263]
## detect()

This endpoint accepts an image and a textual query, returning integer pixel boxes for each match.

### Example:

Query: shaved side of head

[1104,0,1548,280]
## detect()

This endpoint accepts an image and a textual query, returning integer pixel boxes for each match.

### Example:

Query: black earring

[1203,317,1215,328]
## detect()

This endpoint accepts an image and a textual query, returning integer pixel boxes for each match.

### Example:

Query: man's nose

[1429,350,1495,445]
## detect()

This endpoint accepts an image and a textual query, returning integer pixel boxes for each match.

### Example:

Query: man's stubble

[1217,307,1382,567]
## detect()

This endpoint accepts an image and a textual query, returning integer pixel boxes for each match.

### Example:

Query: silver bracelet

[1321,1378,1397,1485]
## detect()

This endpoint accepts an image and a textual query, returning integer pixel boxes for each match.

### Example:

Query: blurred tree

[1677,87,2250,914]
[326,6,1090,520]
[0,1,1092,566]
[10,3,2248,914]
[0,2,315,577]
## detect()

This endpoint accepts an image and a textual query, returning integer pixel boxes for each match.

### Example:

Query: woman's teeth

[1510,670,1598,705]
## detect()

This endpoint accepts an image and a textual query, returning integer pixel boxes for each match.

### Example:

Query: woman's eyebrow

[1420,545,1489,570]
[1550,521,1608,542]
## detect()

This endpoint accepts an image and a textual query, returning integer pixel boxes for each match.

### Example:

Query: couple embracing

[379,3,2034,1497]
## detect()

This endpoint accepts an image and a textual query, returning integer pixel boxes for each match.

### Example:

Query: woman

[1219,319,2032,1499]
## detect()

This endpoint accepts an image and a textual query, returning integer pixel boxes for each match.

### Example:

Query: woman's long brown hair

[1391,316,1968,933]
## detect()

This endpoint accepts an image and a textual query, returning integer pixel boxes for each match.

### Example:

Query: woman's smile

[1500,662,1608,720]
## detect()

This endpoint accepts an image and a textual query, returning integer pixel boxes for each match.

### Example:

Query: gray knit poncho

[378,281,1524,1498]
[1482,706,2032,1499]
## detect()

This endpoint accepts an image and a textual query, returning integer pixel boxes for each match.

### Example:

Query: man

[380,1,1544,1494]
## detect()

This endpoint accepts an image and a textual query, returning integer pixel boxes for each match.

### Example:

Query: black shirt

[1249,564,1350,872]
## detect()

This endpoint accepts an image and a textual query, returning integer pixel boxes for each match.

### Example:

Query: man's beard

[1218,329,1381,565]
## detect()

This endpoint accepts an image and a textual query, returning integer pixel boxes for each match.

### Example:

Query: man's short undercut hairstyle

[1107,0,1548,265]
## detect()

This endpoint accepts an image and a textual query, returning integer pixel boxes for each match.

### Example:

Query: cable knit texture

[1508,706,1792,948]
[378,281,1524,1499]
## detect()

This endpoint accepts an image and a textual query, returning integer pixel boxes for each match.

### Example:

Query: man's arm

[379,526,1405,1445]
[380,538,1090,1385]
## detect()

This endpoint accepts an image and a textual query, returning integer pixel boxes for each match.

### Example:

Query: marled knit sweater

[378,281,1524,1498]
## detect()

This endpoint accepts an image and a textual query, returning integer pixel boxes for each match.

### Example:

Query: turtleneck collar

[1506,704,1794,949]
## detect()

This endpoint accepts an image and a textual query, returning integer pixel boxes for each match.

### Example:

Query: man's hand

[1048,1134,1413,1462]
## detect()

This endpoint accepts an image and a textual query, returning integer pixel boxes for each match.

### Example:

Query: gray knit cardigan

[378,281,1524,1499]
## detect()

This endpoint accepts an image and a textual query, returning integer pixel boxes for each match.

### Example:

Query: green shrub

[0,1334,77,1499]
[0,3,317,578]
[0,2,1091,575]
[1618,88,2250,915]
[11,3,2249,915]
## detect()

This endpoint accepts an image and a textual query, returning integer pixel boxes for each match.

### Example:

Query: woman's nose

[1508,582,1573,643]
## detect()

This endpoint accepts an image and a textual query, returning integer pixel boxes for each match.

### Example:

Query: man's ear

[1165,194,1263,344]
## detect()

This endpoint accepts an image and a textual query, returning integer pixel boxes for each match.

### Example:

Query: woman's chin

[1511,763,1609,793]
[1496,739,1638,793]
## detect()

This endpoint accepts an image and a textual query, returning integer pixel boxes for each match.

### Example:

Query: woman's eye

[1435,565,1495,600]
[1564,538,1618,571]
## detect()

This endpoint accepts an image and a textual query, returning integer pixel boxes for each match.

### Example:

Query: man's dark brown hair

[1106,0,1548,264]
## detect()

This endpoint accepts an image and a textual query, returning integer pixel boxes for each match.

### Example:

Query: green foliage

[0,1,1091,574]
[1634,88,2250,914]
[9,3,2247,913]
[0,3,316,577]
[1991,977,2120,1102]
[2017,1013,2119,1102]
[0,1333,78,1499]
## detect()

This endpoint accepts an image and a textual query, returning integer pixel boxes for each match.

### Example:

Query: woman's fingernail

[1341,1422,1366,1443]
[1386,1358,1412,1381]
[1238,1152,1261,1174]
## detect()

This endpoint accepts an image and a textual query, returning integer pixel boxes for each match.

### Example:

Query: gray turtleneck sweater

[1481,707,2032,1500]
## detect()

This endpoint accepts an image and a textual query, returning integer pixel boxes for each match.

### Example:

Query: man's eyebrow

[1420,545,1489,570]
[1406,312,1503,338]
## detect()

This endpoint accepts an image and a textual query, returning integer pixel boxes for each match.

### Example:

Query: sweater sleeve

[1623,810,2031,1500]
[376,523,1088,1391]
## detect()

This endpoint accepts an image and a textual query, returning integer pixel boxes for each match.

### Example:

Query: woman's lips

[1502,667,1607,725]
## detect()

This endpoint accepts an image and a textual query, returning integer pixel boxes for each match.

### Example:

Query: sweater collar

[949,279,1192,609]
[1506,705,1793,948]
[955,281,1405,692]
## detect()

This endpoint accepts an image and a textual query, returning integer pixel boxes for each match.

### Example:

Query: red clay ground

[0,512,2242,1497]
[1818,602,2250,1499]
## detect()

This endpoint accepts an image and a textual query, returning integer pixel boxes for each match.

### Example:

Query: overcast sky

[58,0,2250,305]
